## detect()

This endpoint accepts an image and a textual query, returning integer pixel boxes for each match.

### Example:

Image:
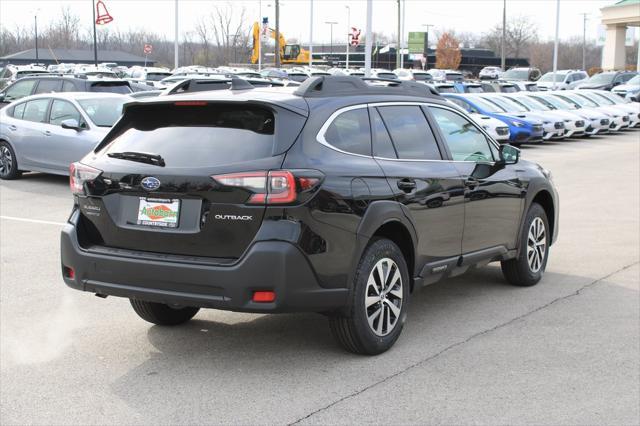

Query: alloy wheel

[365,258,403,336]
[527,217,546,273]
[0,146,12,177]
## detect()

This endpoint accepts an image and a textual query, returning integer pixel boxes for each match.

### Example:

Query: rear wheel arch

[370,221,415,291]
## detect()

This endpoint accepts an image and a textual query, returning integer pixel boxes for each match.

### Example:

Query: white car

[611,75,640,102]
[509,93,588,138]
[479,66,503,80]
[589,90,640,127]
[509,81,539,92]
[552,91,629,132]
[427,69,463,82]
[127,66,173,88]
[536,70,589,91]
[528,92,611,136]
[393,68,433,84]
[471,113,510,142]
[577,90,639,128]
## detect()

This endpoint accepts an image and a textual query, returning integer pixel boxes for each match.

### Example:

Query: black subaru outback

[61,76,558,355]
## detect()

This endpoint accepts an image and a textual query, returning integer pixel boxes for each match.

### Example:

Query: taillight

[212,170,321,205]
[69,162,102,195]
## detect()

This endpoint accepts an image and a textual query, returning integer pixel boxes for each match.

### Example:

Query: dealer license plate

[137,198,180,228]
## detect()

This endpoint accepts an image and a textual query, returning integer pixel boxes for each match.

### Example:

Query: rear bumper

[60,215,348,313]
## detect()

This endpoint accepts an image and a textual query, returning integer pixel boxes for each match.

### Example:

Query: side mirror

[60,118,82,131]
[0,93,5,102]
[500,144,520,165]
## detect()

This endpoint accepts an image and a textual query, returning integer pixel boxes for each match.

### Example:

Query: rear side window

[102,104,278,167]
[10,102,26,119]
[34,79,62,94]
[4,80,36,101]
[62,80,77,91]
[323,108,371,156]
[90,82,132,94]
[377,106,441,160]
[22,99,50,123]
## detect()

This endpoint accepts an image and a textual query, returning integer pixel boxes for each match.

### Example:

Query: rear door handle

[397,178,417,192]
[8,125,17,131]
[43,130,51,136]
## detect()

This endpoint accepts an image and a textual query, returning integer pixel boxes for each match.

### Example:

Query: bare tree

[480,15,538,58]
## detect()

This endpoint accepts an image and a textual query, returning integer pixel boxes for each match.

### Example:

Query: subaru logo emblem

[141,176,161,191]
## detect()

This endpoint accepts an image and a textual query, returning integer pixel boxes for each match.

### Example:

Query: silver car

[0,92,129,179]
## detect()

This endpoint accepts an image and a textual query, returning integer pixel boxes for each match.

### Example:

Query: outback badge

[141,176,161,191]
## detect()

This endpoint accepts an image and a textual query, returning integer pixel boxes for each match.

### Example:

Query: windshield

[625,75,640,85]
[146,72,172,81]
[538,72,568,82]
[585,93,614,106]
[502,69,529,80]
[437,85,456,93]
[587,73,615,84]
[468,96,506,113]
[78,97,128,127]
[534,94,576,110]
[513,96,550,111]
[600,91,628,104]
[485,96,528,112]
[466,86,483,93]
[569,93,598,107]
[445,73,463,82]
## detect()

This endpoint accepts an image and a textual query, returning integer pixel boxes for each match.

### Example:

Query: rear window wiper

[107,151,165,167]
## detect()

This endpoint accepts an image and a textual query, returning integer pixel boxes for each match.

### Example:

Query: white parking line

[0,216,66,226]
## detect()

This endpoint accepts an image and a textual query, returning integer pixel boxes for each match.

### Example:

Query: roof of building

[0,48,154,64]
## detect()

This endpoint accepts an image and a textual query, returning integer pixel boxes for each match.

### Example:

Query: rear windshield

[445,73,463,81]
[146,72,172,81]
[413,74,432,81]
[90,82,132,94]
[102,104,277,167]
[376,73,398,79]
[466,86,483,93]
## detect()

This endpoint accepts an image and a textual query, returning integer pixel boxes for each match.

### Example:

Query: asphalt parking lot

[1,131,639,425]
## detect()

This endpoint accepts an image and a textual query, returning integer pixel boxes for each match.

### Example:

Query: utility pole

[400,0,406,68]
[92,0,98,66]
[501,0,506,71]
[552,0,560,90]
[364,0,372,77]
[309,0,313,67]
[580,13,588,70]
[396,0,401,69]
[174,0,179,69]
[34,15,39,63]
[345,5,350,68]
[275,0,280,67]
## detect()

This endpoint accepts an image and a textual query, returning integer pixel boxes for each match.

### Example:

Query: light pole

[501,0,506,71]
[422,24,434,70]
[552,0,560,90]
[92,0,98,66]
[364,0,372,77]
[580,13,588,71]
[309,0,313,67]
[174,0,179,69]
[34,14,39,64]
[345,6,350,68]
[325,21,337,55]
[275,0,280,67]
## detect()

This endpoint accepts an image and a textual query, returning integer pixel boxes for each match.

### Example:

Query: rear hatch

[75,100,307,260]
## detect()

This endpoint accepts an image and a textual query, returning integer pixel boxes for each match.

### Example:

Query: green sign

[408,32,426,54]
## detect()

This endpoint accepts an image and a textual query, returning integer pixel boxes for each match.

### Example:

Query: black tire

[0,140,21,180]
[129,299,199,326]
[501,202,550,287]
[329,238,410,355]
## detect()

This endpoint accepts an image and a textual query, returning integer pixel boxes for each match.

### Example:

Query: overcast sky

[0,0,620,46]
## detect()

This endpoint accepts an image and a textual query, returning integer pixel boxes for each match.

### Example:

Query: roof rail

[293,75,441,98]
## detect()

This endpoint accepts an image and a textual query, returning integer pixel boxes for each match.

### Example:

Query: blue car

[443,93,544,144]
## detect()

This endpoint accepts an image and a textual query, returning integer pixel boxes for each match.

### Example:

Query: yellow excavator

[251,21,311,65]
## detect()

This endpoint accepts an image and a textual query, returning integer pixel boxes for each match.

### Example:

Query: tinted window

[62,80,77,91]
[11,102,26,119]
[34,79,62,94]
[430,107,494,162]
[620,73,636,83]
[377,106,441,160]
[324,108,371,156]
[49,100,82,126]
[370,108,397,158]
[4,80,37,101]
[103,104,277,167]
[22,99,50,123]
[89,82,132,94]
